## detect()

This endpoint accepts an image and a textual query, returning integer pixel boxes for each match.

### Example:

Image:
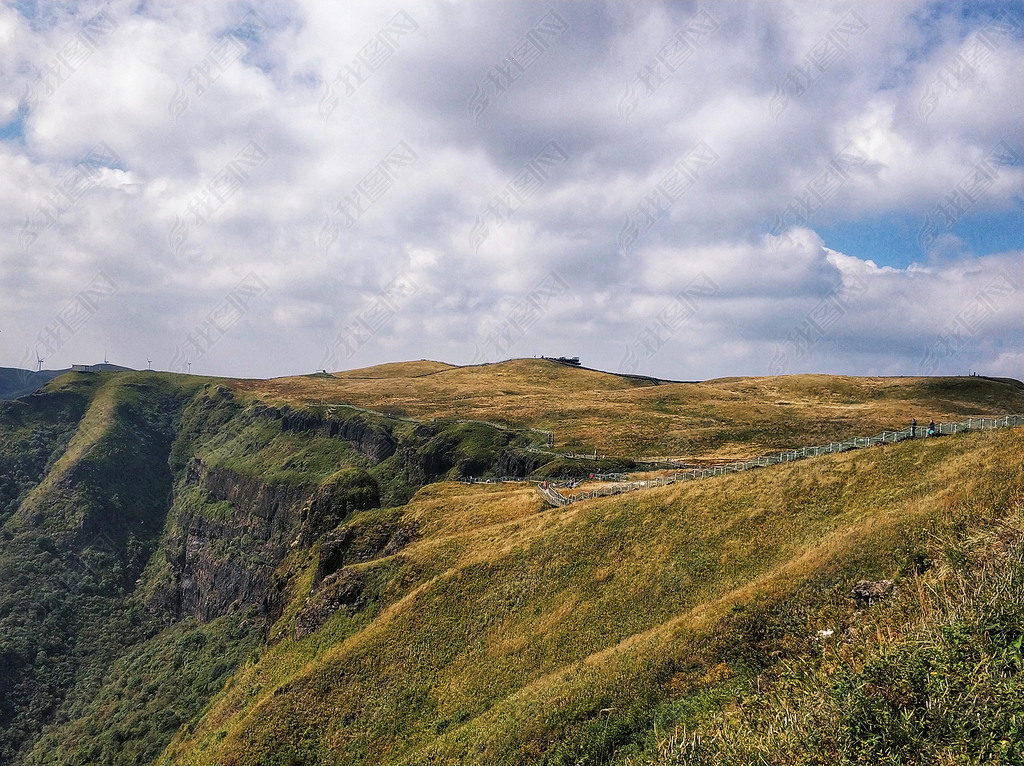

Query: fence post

[537,412,1019,507]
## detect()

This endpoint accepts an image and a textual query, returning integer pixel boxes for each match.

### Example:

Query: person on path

[911,418,917,438]
[928,420,936,437]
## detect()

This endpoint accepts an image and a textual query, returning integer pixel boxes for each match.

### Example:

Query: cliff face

[150,459,382,623]
[147,394,521,627]
[4,367,1024,766]
[0,375,195,765]
[277,407,397,462]
[3,377,514,765]
[0,374,548,765]
[150,460,312,622]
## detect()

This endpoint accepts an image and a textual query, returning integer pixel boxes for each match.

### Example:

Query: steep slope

[0,363,1021,765]
[1,365,136,400]
[0,387,87,528]
[636,504,1024,765]
[157,426,1023,765]
[0,368,68,401]
[0,372,203,764]
[0,370,539,764]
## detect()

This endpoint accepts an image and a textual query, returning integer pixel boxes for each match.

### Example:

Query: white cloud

[1,0,1020,381]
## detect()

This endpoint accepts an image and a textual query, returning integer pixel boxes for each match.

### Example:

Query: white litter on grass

[818,629,834,639]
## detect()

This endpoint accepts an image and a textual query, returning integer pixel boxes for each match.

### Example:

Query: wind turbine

[187,361,191,374]
[35,354,43,372]
[147,358,152,370]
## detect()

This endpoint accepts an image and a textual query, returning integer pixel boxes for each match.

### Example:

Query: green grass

[630,502,1024,765]
[0,374,202,764]
[25,613,264,766]
[0,389,87,526]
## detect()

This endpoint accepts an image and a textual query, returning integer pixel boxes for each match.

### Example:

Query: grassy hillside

[158,425,1024,765]
[0,372,206,764]
[0,362,1021,765]
[232,360,1024,459]
[0,367,542,764]
[0,368,67,400]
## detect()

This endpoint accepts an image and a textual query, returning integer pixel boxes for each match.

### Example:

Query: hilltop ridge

[230,358,1024,460]
[0,361,1021,765]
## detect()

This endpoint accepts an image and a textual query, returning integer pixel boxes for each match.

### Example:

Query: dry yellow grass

[228,359,1023,460]
[159,426,1024,766]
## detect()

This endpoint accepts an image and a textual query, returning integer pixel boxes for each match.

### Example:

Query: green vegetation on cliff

[0,373,202,764]
[0,361,1020,765]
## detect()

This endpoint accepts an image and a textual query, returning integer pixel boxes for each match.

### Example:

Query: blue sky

[819,211,1023,269]
[0,0,1021,381]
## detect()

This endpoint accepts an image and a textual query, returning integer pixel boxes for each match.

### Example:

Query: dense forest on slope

[0,362,1021,764]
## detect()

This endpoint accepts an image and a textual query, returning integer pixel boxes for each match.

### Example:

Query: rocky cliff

[0,373,532,765]
[146,389,527,628]
[7,365,1020,766]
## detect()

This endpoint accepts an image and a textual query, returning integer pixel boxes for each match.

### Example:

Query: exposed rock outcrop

[850,579,896,608]
[298,468,380,546]
[497,448,546,478]
[277,408,397,462]
[150,458,385,624]
[314,521,415,586]
[149,400,518,628]
[293,569,366,640]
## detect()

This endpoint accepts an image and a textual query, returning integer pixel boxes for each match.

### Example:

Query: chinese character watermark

[919,271,1019,374]
[619,273,719,374]
[618,140,718,256]
[918,12,1019,121]
[21,10,120,111]
[168,10,270,123]
[468,9,569,122]
[317,141,419,252]
[768,141,869,251]
[18,271,119,380]
[318,10,419,121]
[618,9,719,122]
[768,273,869,375]
[917,140,1021,256]
[768,11,868,121]
[469,140,569,252]
[169,272,268,372]
[20,142,121,251]
[321,272,420,370]
[472,272,570,363]
[168,140,269,261]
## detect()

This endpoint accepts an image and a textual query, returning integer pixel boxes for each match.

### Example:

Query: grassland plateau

[0,358,1021,765]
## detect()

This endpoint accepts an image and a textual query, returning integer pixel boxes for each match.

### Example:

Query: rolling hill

[0,364,134,400]
[233,358,1024,460]
[0,360,1021,765]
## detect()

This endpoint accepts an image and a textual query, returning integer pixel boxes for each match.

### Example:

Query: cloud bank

[1,0,1021,380]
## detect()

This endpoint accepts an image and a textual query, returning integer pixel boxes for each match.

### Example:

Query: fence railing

[537,483,570,507]
[535,414,1024,507]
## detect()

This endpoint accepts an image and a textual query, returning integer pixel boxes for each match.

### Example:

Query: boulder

[850,579,895,608]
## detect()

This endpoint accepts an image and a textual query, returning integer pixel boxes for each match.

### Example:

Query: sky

[1,0,1022,382]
